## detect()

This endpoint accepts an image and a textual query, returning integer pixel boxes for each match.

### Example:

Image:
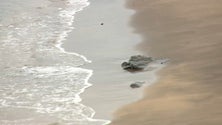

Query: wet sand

[111,0,222,125]
[64,0,154,120]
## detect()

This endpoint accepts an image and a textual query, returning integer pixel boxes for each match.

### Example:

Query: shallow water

[0,0,109,124]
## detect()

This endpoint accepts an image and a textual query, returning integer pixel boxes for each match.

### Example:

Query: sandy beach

[111,0,222,125]
[1,0,221,124]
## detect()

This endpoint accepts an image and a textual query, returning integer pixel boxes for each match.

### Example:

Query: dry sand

[111,0,222,125]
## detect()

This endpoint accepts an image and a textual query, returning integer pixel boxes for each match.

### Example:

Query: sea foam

[0,0,110,124]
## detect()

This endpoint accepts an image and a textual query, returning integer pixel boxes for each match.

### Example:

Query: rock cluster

[121,55,153,71]
[121,55,167,88]
[121,55,154,88]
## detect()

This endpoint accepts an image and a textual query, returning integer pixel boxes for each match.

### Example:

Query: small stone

[130,81,145,88]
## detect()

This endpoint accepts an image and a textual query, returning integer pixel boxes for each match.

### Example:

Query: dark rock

[130,81,145,88]
[121,62,132,69]
[121,55,153,71]
[100,23,104,25]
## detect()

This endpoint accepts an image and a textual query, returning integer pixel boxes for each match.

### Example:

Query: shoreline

[63,0,146,121]
[63,0,166,122]
[111,0,222,125]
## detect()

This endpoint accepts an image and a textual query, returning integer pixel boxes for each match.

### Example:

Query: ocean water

[0,0,109,124]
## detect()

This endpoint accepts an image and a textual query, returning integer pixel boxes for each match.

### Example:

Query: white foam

[0,66,110,124]
[56,0,92,64]
[0,0,110,124]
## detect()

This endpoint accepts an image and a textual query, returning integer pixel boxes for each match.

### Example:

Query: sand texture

[111,0,222,124]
